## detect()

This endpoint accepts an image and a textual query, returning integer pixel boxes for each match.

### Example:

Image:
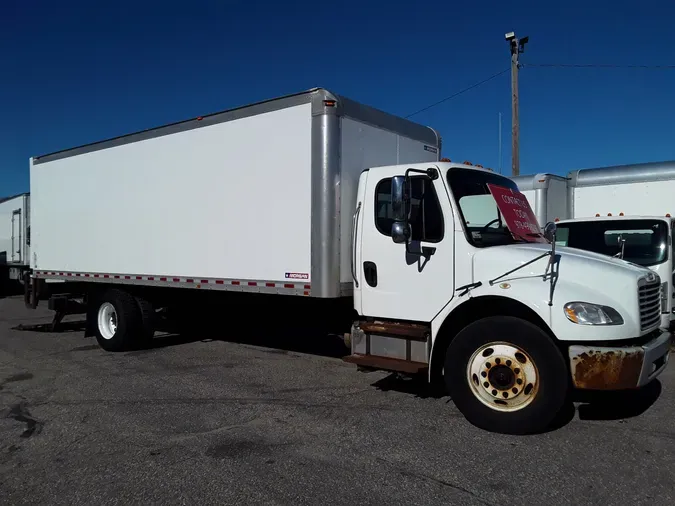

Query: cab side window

[375,176,444,243]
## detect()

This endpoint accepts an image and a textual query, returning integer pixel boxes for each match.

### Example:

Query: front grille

[639,276,661,331]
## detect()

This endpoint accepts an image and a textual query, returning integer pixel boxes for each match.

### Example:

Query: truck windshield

[447,167,529,248]
[555,219,669,267]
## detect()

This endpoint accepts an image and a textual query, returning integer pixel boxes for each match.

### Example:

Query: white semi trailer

[26,88,670,434]
[0,192,30,289]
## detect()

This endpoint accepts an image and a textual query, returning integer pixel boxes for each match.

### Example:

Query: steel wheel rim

[467,342,539,412]
[97,302,118,340]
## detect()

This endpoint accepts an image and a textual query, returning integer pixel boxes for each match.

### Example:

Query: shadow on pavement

[365,374,664,433]
[574,379,662,421]
[13,320,86,333]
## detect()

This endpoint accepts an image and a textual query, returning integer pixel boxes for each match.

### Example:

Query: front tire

[444,316,568,435]
[93,289,143,352]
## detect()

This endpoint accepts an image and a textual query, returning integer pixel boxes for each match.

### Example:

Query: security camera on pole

[505,31,528,177]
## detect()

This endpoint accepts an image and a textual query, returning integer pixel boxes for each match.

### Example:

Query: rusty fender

[568,347,644,390]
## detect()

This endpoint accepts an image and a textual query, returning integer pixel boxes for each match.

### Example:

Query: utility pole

[505,31,528,176]
[498,112,502,174]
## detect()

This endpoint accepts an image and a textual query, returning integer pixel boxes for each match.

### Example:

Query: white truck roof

[557,215,673,224]
[568,160,675,187]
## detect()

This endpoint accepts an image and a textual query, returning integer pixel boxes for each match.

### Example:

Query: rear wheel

[93,289,143,352]
[444,316,568,435]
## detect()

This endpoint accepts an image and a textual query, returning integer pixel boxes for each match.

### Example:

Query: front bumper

[568,330,671,390]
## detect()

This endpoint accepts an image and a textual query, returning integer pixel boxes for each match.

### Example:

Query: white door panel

[359,166,454,322]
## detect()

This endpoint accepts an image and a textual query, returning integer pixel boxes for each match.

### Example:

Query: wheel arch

[429,295,556,384]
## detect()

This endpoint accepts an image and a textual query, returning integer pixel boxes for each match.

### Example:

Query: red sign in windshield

[487,184,546,243]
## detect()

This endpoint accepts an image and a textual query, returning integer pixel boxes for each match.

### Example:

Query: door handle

[351,202,362,288]
[363,261,378,287]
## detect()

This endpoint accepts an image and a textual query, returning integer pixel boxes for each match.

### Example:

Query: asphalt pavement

[1,294,674,505]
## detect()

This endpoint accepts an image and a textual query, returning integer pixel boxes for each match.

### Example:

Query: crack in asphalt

[6,402,43,439]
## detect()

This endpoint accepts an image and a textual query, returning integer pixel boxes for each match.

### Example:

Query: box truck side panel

[573,181,675,218]
[547,177,568,222]
[30,103,312,282]
[338,118,439,286]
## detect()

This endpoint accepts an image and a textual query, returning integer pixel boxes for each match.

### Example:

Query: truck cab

[348,161,670,434]
[555,215,675,329]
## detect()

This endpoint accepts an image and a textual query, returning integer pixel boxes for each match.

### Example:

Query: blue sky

[1,0,674,196]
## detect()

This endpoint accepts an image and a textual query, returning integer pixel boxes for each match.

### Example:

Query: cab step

[343,354,428,374]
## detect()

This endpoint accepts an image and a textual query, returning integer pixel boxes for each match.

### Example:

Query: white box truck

[26,88,670,434]
[510,173,569,225]
[0,192,30,289]
[556,160,675,329]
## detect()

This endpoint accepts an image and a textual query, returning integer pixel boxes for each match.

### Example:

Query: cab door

[358,165,455,322]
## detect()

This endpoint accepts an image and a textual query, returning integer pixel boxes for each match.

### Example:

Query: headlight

[564,302,624,325]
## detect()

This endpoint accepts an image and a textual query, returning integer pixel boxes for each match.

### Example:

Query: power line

[405,68,509,118]
[523,63,675,69]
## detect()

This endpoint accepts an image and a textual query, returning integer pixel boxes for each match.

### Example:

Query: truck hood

[470,242,661,340]
[472,242,652,281]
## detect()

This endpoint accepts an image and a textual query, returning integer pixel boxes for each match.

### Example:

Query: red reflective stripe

[231,281,240,285]
[216,280,224,285]
[248,281,257,286]
[284,284,294,288]
[266,282,275,287]
[201,280,209,284]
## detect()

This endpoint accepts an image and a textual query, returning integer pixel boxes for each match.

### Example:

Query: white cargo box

[510,173,569,226]
[30,88,440,298]
[0,193,30,267]
[568,160,675,218]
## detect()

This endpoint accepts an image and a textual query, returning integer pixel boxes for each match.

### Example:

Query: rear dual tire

[92,289,155,352]
[444,316,569,435]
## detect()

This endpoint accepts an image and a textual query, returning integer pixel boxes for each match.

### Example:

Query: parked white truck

[0,192,30,290]
[511,163,675,329]
[510,173,569,225]
[26,88,670,434]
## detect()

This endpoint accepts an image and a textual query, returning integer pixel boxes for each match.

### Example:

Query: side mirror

[391,175,408,222]
[543,221,557,243]
[391,222,412,244]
